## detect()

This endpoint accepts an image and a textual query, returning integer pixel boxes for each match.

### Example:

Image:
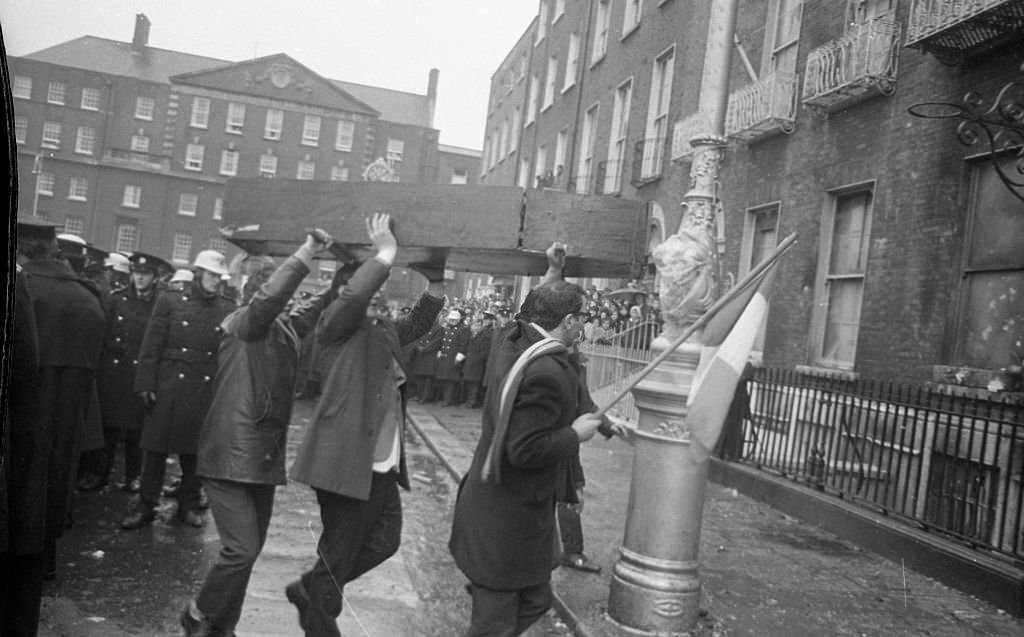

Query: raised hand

[305,227,334,254]
[366,212,397,264]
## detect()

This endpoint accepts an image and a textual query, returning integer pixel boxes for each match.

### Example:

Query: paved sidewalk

[409,402,1023,637]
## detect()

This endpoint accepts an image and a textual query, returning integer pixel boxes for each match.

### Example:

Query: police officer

[436,309,470,406]
[95,252,170,493]
[122,250,235,530]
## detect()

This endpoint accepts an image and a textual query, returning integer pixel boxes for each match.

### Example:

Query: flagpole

[596,231,797,419]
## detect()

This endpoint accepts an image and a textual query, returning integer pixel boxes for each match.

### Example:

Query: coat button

[117,315,124,321]
[183,320,190,326]
[113,358,119,364]
[132,359,138,365]
[178,373,185,379]
[115,337,121,343]
[203,375,211,382]
[182,347,188,352]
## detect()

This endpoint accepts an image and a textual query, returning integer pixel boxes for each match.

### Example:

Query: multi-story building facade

[484,0,1023,387]
[12,13,446,268]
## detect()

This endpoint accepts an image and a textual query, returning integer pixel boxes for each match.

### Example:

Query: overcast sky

[0,0,537,150]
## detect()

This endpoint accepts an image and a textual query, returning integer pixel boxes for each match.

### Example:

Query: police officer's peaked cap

[56,233,89,258]
[129,251,172,274]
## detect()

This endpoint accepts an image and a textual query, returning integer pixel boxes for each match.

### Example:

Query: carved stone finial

[652,222,716,341]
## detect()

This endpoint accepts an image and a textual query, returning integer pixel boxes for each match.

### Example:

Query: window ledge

[621,23,640,42]
[795,365,859,382]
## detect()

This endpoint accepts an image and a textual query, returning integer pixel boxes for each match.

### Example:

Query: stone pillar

[606,0,739,633]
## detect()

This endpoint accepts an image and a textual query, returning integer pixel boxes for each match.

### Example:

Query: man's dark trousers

[195,478,275,630]
[465,581,552,637]
[139,450,201,510]
[301,471,402,631]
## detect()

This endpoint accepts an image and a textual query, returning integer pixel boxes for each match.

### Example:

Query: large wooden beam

[221,179,649,278]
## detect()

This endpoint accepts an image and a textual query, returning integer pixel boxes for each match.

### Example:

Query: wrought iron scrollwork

[908,73,1024,203]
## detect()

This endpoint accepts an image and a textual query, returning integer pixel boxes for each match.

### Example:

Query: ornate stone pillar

[606,0,739,633]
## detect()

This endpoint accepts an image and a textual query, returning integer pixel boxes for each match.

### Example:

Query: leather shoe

[123,477,141,493]
[180,605,213,637]
[120,505,155,530]
[560,553,601,574]
[178,509,205,527]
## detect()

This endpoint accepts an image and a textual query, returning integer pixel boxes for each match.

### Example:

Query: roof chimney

[132,14,150,54]
[426,68,439,128]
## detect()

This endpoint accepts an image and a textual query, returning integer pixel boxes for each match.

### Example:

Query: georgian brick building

[483,0,1023,388]
[11,13,455,269]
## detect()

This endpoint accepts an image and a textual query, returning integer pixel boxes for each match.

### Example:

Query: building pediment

[169,53,378,116]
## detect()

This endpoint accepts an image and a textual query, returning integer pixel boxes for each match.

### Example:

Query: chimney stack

[132,14,150,54]
[426,68,439,128]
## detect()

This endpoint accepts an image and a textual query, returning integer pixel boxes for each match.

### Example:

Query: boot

[120,501,156,530]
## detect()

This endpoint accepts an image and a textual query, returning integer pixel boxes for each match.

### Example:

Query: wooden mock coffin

[220,179,650,278]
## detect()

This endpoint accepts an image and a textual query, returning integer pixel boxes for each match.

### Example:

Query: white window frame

[74,126,96,155]
[335,119,355,152]
[534,145,548,188]
[526,74,540,126]
[213,197,224,221]
[536,0,549,44]
[301,115,321,146]
[64,216,84,236]
[563,33,580,93]
[115,222,139,253]
[500,120,509,158]
[15,116,27,144]
[451,168,468,185]
[265,109,284,140]
[387,138,405,163]
[543,56,558,111]
[259,153,278,178]
[219,149,239,176]
[642,45,675,179]
[13,75,32,99]
[576,102,599,194]
[518,158,531,189]
[68,176,89,201]
[185,144,205,171]
[80,87,101,111]
[330,164,349,181]
[510,107,521,153]
[226,102,246,134]
[554,128,568,179]
[297,159,316,180]
[740,202,781,355]
[178,193,199,217]
[172,233,193,264]
[36,171,55,196]
[623,0,643,38]
[591,0,611,65]
[190,97,211,129]
[131,134,150,153]
[41,121,62,149]
[553,0,566,22]
[762,0,804,79]
[604,78,633,195]
[122,184,142,208]
[47,81,66,105]
[135,96,155,121]
[810,184,874,370]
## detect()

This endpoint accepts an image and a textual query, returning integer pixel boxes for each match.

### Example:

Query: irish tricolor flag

[685,258,779,462]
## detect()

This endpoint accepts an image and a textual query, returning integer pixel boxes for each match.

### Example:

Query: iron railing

[580,339,655,423]
[737,367,1024,563]
[724,72,799,141]
[802,17,901,113]
[906,0,1024,57]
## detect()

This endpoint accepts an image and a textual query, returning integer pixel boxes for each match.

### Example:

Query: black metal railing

[737,367,1024,563]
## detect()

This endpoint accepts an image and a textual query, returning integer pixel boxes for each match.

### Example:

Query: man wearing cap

[286,213,446,637]
[105,252,132,290]
[122,250,235,530]
[436,308,470,406]
[14,217,106,587]
[95,252,170,494]
[462,311,496,409]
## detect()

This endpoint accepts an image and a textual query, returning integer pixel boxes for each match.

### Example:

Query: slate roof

[22,36,430,127]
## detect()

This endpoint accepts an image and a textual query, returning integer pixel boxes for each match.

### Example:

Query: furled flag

[685,255,780,462]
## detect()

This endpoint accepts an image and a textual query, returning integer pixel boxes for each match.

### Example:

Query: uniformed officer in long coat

[122,250,235,530]
[461,311,495,408]
[95,252,170,492]
[435,309,470,406]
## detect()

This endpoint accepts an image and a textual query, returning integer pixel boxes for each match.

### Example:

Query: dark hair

[528,280,584,330]
[329,261,361,296]
[242,260,277,304]
[18,236,57,261]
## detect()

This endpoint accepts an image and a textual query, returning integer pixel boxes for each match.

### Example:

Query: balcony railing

[670,111,711,162]
[104,147,172,171]
[802,17,901,115]
[906,0,1024,62]
[631,137,667,186]
[725,72,799,142]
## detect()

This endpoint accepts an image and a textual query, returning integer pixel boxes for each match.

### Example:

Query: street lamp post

[31,152,43,218]
[606,0,740,633]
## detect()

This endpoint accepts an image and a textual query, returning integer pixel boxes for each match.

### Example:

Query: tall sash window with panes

[226,103,245,134]
[259,153,278,178]
[191,97,211,129]
[335,120,355,152]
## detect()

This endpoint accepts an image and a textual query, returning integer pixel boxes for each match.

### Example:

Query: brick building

[483,0,1023,387]
[11,13,449,269]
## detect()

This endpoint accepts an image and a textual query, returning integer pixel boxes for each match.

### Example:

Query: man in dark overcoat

[449,281,602,636]
[181,232,334,637]
[286,213,445,637]
[94,252,170,493]
[411,317,443,402]
[461,311,495,408]
[16,219,106,586]
[436,308,470,406]
[122,250,235,530]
